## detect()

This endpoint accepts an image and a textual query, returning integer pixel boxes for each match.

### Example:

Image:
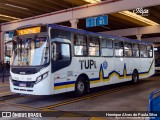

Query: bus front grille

[12,80,35,88]
[14,88,33,92]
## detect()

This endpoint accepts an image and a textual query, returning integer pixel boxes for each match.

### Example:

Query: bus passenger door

[51,42,71,93]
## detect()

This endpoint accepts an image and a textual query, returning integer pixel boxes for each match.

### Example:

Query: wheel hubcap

[77,81,84,92]
[134,74,137,82]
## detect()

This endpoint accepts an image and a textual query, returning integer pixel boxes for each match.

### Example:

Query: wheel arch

[133,69,138,73]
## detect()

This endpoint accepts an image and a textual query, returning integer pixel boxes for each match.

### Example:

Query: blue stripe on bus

[90,78,99,81]
[54,81,75,86]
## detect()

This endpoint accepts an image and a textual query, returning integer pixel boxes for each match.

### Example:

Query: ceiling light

[5,3,28,10]
[83,0,101,3]
[0,14,21,20]
[119,11,159,26]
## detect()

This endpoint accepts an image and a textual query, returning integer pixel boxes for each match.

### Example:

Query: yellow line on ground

[5,95,31,102]
[40,81,150,110]
[0,91,11,95]
[2,102,40,110]
[1,79,154,112]
[2,99,59,111]
[0,84,9,87]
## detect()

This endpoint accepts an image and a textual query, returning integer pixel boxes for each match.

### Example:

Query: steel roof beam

[101,25,160,36]
[5,0,53,12]
[44,0,72,9]
[1,0,160,31]
[142,37,160,43]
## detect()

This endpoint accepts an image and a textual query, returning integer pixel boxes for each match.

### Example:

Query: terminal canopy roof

[0,0,160,37]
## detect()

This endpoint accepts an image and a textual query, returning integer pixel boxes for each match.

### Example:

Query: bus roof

[48,24,152,45]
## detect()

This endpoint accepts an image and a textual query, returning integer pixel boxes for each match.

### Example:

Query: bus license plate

[19,83,26,87]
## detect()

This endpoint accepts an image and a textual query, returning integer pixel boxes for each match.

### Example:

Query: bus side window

[124,42,132,57]
[89,36,100,56]
[114,41,124,57]
[52,42,70,61]
[51,28,71,41]
[140,44,148,58]
[74,34,87,56]
[133,43,140,57]
[147,45,153,58]
[101,37,114,56]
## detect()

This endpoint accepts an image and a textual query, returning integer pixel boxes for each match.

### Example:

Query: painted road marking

[1,102,40,110]
[0,91,11,95]
[40,80,152,110]
[0,84,9,87]
[4,95,32,102]
[0,79,156,118]
[1,79,155,113]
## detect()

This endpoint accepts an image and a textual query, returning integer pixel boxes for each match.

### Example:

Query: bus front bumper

[9,77,52,95]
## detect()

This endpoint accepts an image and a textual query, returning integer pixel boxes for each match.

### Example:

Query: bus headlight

[36,72,48,84]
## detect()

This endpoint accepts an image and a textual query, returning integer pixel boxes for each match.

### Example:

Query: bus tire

[132,70,139,83]
[75,76,87,96]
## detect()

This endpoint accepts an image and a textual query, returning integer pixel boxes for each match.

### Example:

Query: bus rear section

[154,47,160,72]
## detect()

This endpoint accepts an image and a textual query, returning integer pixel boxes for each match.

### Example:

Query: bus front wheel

[75,76,87,96]
[132,70,139,83]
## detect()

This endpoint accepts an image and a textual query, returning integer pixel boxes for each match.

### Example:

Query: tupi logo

[79,59,97,70]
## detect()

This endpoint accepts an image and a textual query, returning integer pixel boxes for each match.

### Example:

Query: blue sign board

[9,31,14,39]
[97,16,108,26]
[86,17,96,28]
[86,15,108,28]
[90,17,96,27]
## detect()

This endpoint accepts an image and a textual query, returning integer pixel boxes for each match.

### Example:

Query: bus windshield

[11,36,49,66]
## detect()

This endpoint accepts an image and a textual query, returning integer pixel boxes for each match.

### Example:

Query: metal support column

[70,19,79,28]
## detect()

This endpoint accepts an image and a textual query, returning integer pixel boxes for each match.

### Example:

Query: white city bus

[8,24,154,95]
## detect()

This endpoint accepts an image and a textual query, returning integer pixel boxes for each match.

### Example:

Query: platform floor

[0,76,15,98]
[0,74,159,120]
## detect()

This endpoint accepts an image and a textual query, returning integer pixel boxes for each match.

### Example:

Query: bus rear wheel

[132,70,139,83]
[75,76,87,96]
